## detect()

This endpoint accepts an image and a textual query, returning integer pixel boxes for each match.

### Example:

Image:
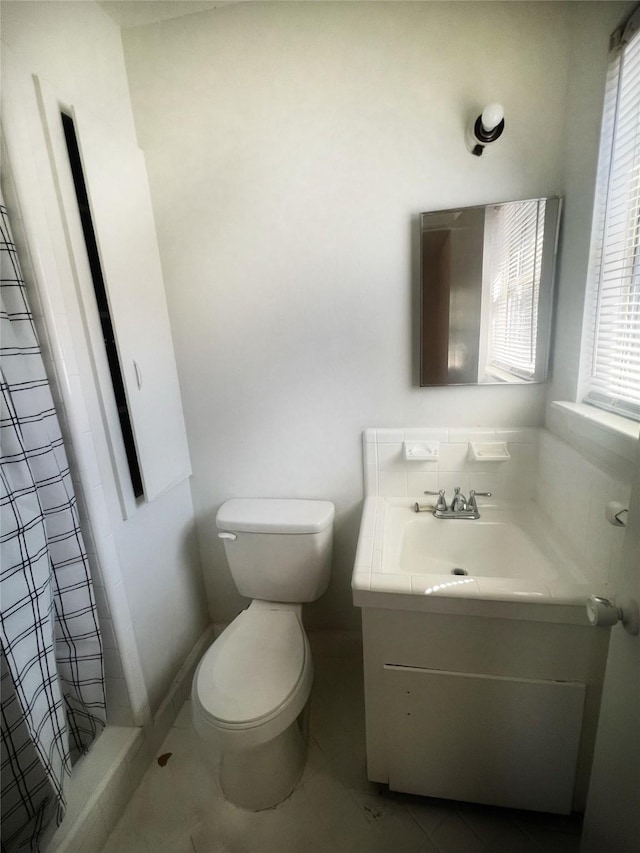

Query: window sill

[552,401,639,440]
[549,401,639,472]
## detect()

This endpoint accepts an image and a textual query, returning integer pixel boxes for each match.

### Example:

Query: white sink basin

[352,497,599,617]
[393,508,565,579]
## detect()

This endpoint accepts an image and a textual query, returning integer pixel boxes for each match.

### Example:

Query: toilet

[191,497,335,810]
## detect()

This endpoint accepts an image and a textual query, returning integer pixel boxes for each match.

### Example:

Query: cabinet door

[34,75,191,507]
[383,664,585,814]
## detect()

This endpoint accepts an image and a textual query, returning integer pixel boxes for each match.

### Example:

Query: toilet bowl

[191,498,334,810]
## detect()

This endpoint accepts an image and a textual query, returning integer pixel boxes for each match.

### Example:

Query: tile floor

[100,649,582,853]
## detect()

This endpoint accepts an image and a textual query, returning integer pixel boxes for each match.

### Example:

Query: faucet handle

[424,489,447,512]
[468,489,492,510]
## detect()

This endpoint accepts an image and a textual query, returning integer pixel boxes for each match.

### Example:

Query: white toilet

[191,498,335,810]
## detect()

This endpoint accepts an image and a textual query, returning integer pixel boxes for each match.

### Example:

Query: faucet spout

[450,486,467,512]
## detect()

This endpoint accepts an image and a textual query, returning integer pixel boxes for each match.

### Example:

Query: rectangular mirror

[420,197,561,386]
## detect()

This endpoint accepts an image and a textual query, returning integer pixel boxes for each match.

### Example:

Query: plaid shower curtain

[0,201,106,852]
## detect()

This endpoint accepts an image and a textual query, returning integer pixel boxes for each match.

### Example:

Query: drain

[451,568,468,576]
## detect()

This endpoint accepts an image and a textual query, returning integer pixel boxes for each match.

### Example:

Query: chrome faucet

[423,487,492,519]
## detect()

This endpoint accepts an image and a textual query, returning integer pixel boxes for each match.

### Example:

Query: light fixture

[466,102,505,156]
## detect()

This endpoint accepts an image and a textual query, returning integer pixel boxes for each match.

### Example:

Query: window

[581,9,640,422]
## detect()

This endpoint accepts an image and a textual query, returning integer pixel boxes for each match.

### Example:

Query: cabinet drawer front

[383,664,585,814]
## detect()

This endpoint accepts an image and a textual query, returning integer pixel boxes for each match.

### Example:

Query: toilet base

[220,704,310,811]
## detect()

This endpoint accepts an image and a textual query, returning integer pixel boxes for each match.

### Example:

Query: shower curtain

[0,200,106,852]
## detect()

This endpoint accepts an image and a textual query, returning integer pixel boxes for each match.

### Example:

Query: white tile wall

[536,430,631,589]
[363,428,538,505]
[363,426,632,594]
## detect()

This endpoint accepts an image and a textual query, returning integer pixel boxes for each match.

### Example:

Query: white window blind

[582,13,640,422]
[487,199,546,379]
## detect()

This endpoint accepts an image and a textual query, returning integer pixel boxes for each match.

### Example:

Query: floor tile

[100,652,585,853]
[458,807,540,853]
[430,812,489,853]
[309,656,371,794]
[348,789,441,853]
[517,825,581,853]
[514,810,582,852]
[192,765,373,853]
[407,796,455,836]
[101,724,218,853]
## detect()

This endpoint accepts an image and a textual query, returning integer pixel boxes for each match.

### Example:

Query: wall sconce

[466,103,505,156]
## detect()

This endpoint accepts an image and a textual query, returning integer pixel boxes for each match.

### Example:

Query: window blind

[583,13,640,421]
[488,199,545,379]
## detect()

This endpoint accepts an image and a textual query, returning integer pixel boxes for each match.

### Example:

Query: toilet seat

[192,603,313,748]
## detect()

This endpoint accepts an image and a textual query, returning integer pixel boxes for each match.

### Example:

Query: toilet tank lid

[216,498,335,534]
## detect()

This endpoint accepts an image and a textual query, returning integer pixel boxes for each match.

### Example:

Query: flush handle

[218,532,237,541]
[605,501,628,527]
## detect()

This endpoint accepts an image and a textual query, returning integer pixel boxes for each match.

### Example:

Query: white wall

[1,0,208,713]
[123,0,576,629]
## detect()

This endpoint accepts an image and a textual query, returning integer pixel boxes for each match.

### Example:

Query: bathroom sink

[393,508,563,579]
[352,497,600,618]
[353,497,610,815]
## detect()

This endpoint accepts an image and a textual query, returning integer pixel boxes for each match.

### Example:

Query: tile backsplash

[364,426,631,591]
[364,427,538,504]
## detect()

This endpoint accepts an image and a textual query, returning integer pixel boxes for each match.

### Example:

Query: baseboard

[150,623,215,740]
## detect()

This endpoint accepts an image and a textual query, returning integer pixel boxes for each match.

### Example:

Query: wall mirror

[420,196,561,386]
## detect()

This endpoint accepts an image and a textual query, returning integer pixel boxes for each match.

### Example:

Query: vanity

[354,198,611,815]
[352,428,611,815]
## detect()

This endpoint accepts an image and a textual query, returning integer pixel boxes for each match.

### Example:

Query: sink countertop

[351,497,606,625]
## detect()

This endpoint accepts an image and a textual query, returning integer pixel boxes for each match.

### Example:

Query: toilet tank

[216,499,335,603]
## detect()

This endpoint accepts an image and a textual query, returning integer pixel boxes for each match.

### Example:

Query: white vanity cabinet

[361,606,609,814]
